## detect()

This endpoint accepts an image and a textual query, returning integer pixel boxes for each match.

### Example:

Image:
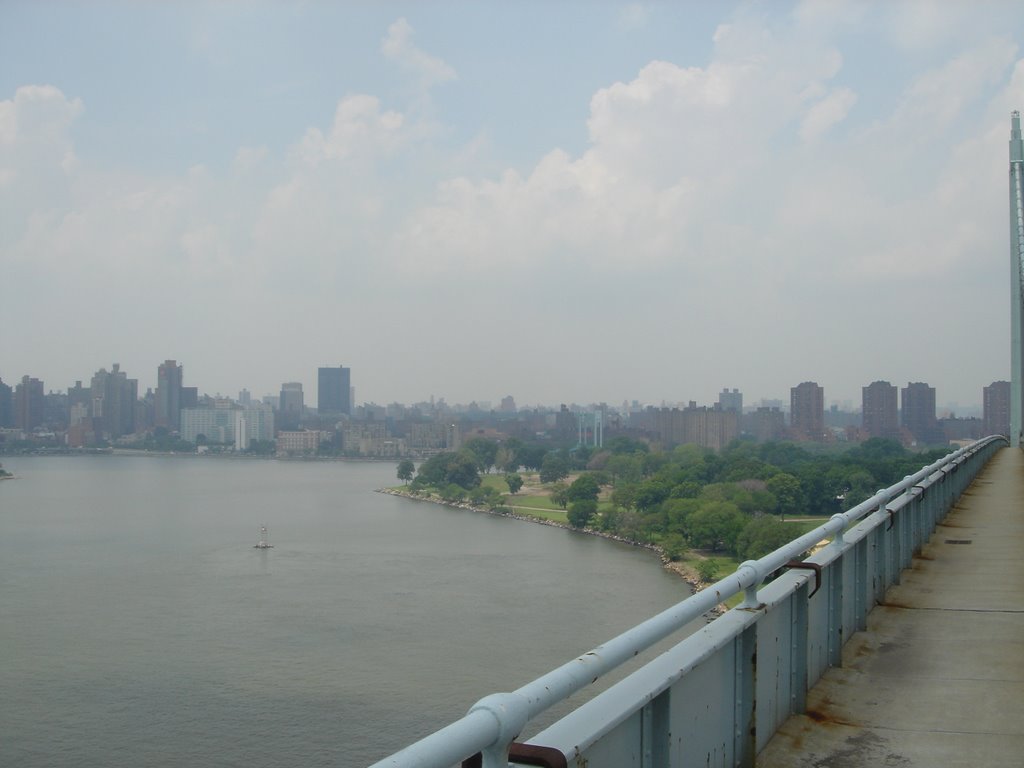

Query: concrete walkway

[757,446,1024,768]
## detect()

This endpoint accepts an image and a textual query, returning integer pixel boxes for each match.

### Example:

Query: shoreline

[379,487,726,621]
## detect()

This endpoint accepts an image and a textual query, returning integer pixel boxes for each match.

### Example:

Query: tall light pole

[1010,111,1024,446]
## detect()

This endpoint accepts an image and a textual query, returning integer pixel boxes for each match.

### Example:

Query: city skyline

[3,3,1024,406]
[0,356,1004,415]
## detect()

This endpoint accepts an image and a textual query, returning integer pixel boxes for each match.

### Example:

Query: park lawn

[506,493,559,510]
[508,506,569,524]
[481,474,510,492]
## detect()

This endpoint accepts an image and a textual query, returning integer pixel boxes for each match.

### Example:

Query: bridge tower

[1010,111,1024,446]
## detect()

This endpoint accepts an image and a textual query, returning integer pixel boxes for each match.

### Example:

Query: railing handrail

[368,436,1007,768]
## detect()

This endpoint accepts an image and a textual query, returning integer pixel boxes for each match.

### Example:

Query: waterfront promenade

[756,447,1024,767]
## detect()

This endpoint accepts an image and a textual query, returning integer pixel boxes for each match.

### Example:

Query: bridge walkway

[756,447,1024,767]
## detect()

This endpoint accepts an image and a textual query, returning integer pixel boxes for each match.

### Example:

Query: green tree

[549,483,570,509]
[397,459,415,484]
[445,451,483,489]
[685,501,746,552]
[567,473,600,503]
[634,479,672,511]
[605,453,643,484]
[660,533,688,561]
[464,437,499,474]
[414,451,481,490]
[494,446,518,473]
[516,443,548,471]
[567,499,597,528]
[505,472,524,495]
[696,558,720,583]
[539,453,569,483]
[416,452,452,486]
[469,486,500,506]
[441,483,466,502]
[735,516,794,560]
[610,482,638,511]
[606,436,649,455]
[766,473,805,518]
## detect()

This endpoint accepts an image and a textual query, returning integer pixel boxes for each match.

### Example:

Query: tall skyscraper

[279,382,304,430]
[983,380,1011,437]
[14,375,44,431]
[156,360,183,431]
[317,366,351,416]
[0,377,12,428]
[90,363,137,439]
[862,380,899,440]
[901,382,942,445]
[1010,110,1024,446]
[717,388,743,413]
[790,381,824,441]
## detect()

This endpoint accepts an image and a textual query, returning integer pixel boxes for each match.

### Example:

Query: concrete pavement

[756,446,1024,767]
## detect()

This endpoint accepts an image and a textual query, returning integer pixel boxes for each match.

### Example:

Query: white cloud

[884,0,973,51]
[0,85,82,185]
[381,18,456,88]
[294,94,406,166]
[619,4,650,30]
[2,7,1022,406]
[234,145,268,170]
[800,86,857,141]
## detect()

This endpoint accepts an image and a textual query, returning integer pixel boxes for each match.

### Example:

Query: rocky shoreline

[378,487,726,621]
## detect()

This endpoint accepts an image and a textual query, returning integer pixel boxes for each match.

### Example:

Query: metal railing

[368,436,1007,768]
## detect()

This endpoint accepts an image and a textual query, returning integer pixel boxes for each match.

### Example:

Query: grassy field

[504,493,559,510]
[506,506,569,524]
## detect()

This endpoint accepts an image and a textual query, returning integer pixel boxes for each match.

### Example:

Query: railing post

[790,581,809,715]
[854,536,869,631]
[467,693,530,768]
[734,623,757,767]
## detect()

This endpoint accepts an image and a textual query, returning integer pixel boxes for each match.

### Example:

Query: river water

[0,456,697,767]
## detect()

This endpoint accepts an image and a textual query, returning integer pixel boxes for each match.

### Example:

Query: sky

[2,1,1024,412]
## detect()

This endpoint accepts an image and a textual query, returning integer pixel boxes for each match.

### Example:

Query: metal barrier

[368,437,1007,768]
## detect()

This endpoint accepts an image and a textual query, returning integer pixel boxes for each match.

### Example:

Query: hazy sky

[3,1,1023,411]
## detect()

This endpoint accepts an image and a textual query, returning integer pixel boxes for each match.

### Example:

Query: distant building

[717,388,743,414]
[901,382,944,445]
[750,406,784,442]
[234,403,274,451]
[983,381,1010,437]
[0,378,13,427]
[90,363,137,439]
[790,382,825,441]
[341,422,403,456]
[636,403,738,451]
[862,381,899,440]
[279,382,304,431]
[181,387,198,409]
[408,422,448,451]
[44,391,69,430]
[14,376,44,432]
[180,407,236,445]
[155,360,183,430]
[317,366,351,416]
[939,415,983,443]
[276,429,323,455]
[500,395,517,413]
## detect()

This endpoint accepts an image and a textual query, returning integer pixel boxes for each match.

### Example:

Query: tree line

[400,436,951,566]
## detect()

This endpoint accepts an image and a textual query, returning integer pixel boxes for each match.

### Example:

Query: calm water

[0,456,696,767]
